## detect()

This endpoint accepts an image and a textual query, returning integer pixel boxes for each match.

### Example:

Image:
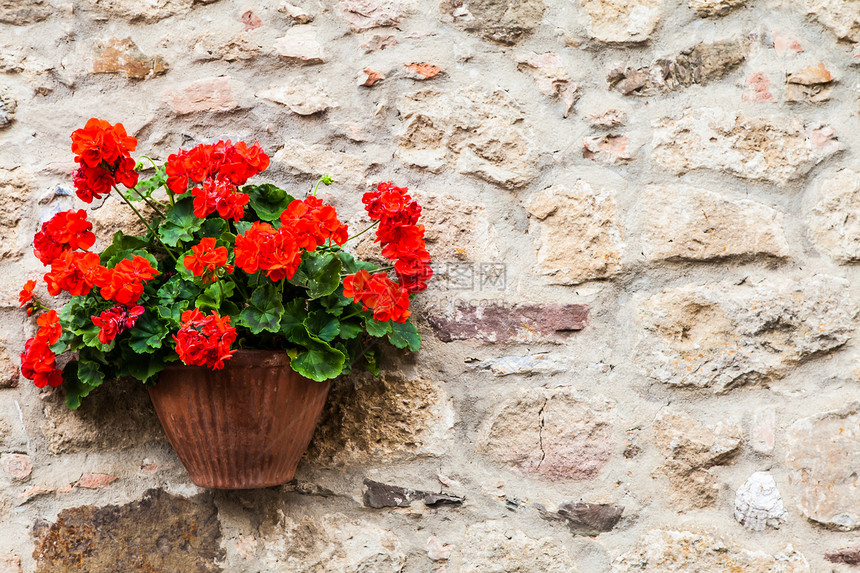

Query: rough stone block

[428,301,588,343]
[640,185,789,262]
[804,0,860,42]
[689,0,746,15]
[449,521,576,572]
[0,0,50,24]
[439,0,545,45]
[274,27,325,64]
[635,276,854,391]
[807,168,860,262]
[477,387,615,480]
[651,108,840,186]
[526,182,624,285]
[164,77,240,115]
[92,37,168,80]
[272,139,376,186]
[338,0,413,31]
[579,0,664,43]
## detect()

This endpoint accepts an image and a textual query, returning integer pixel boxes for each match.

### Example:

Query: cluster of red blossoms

[340,183,432,323]
[184,237,232,284]
[234,196,348,281]
[363,183,432,293]
[71,118,139,203]
[20,310,63,388]
[173,309,237,369]
[91,305,144,345]
[166,140,269,220]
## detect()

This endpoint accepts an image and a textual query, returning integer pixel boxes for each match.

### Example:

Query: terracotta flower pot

[148,350,330,489]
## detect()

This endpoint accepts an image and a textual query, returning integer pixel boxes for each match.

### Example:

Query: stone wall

[1,0,859,571]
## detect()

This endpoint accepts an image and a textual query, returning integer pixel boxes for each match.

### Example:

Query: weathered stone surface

[81,0,199,22]
[608,39,747,95]
[0,0,50,24]
[338,0,412,31]
[751,406,775,454]
[0,454,31,481]
[191,33,261,62]
[635,276,854,392]
[428,301,589,343]
[652,108,840,186]
[363,479,463,508]
[0,168,32,260]
[449,521,577,572]
[786,402,860,530]
[89,195,151,241]
[807,168,860,262]
[260,513,406,571]
[478,387,615,480]
[240,9,261,30]
[258,79,333,115]
[785,62,834,103]
[734,471,787,531]
[93,37,168,80]
[518,53,578,117]
[639,185,789,261]
[359,67,384,86]
[0,343,19,388]
[404,62,442,80]
[539,501,624,535]
[654,409,742,509]
[583,134,631,163]
[274,27,325,64]
[475,354,572,376]
[272,139,377,186]
[526,182,623,285]
[588,108,626,128]
[579,0,664,43]
[0,556,20,573]
[689,0,746,16]
[612,530,809,572]
[164,76,239,115]
[0,86,15,130]
[306,374,454,465]
[397,89,540,188]
[743,71,776,103]
[440,0,545,45]
[360,33,396,52]
[280,1,314,23]
[32,489,223,572]
[75,473,117,489]
[415,193,499,262]
[825,547,860,565]
[41,377,165,454]
[804,0,860,42]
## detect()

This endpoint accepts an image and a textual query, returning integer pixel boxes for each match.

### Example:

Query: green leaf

[337,250,377,274]
[388,320,421,351]
[62,361,98,410]
[338,321,363,340]
[99,231,149,265]
[158,196,203,247]
[156,301,189,327]
[127,312,169,354]
[304,310,340,342]
[319,289,351,317]
[157,275,200,304]
[117,343,167,383]
[81,324,115,352]
[289,251,342,299]
[234,221,253,235]
[127,163,167,202]
[365,317,392,337]
[77,359,105,388]
[363,347,381,376]
[238,284,284,334]
[289,338,346,382]
[105,247,158,270]
[280,299,308,342]
[245,183,295,222]
[195,281,235,312]
[200,218,229,239]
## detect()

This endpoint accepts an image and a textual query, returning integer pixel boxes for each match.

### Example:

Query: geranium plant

[19,118,432,409]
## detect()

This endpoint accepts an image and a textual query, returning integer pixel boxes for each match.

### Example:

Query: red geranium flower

[184,237,232,283]
[18,280,36,309]
[33,210,96,266]
[91,304,144,345]
[98,256,159,305]
[343,269,411,323]
[44,251,103,297]
[173,309,237,369]
[36,309,62,345]
[20,336,62,388]
[71,118,137,169]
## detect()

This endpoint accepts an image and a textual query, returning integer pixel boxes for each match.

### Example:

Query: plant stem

[130,187,167,219]
[344,220,379,243]
[311,175,328,197]
[113,186,178,262]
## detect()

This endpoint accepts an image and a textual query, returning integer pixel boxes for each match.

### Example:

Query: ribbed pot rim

[161,349,292,371]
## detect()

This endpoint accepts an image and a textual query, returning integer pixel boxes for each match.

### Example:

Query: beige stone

[526,182,624,285]
[258,79,334,115]
[640,185,789,261]
[652,108,840,186]
[0,168,32,261]
[272,139,379,187]
[0,344,16,388]
[338,0,413,32]
[478,387,615,481]
[807,168,860,262]
[92,37,168,80]
[0,86,15,130]
[634,275,854,392]
[0,555,20,573]
[274,27,325,64]
[440,0,546,45]
[689,0,746,16]
[260,513,406,571]
[653,409,742,509]
[518,53,579,117]
[192,33,261,62]
[306,374,454,466]
[804,0,860,42]
[579,0,664,43]
[786,402,860,530]
[0,0,50,24]
[397,88,540,189]
[612,530,809,572]
[785,62,835,103]
[0,453,31,481]
[583,134,632,163]
[81,0,197,21]
[164,76,240,115]
[449,521,577,572]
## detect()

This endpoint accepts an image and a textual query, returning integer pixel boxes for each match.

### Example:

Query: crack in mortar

[536,394,548,469]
